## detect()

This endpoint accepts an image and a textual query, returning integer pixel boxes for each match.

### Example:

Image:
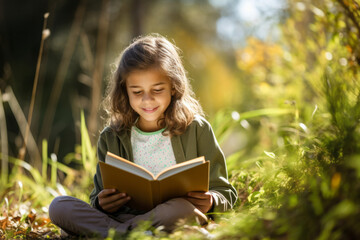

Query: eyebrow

[128,82,167,88]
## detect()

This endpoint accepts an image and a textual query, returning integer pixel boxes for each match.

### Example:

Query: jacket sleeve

[197,119,238,212]
[89,128,139,215]
[89,131,107,210]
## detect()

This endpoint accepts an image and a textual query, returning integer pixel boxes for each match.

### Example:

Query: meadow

[1,0,360,239]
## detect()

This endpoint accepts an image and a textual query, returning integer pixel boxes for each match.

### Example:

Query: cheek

[128,95,138,108]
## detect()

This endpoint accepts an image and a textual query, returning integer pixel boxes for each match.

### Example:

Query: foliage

[0,112,96,239]
[213,0,360,239]
[1,0,360,239]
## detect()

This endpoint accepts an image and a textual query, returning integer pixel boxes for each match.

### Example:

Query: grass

[1,69,360,239]
[1,1,359,238]
[0,111,96,239]
[0,107,289,239]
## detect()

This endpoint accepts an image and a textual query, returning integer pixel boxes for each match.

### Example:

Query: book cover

[99,152,209,211]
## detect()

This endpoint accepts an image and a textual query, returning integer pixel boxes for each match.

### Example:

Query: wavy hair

[103,34,203,136]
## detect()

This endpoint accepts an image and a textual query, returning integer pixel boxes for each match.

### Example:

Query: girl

[49,34,237,238]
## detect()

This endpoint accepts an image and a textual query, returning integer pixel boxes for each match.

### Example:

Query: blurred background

[0,0,287,162]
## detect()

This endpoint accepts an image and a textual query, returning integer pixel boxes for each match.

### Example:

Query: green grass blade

[5,155,44,186]
[238,108,294,121]
[81,111,87,169]
[80,110,96,175]
[0,91,9,187]
[42,139,48,180]
[51,153,58,187]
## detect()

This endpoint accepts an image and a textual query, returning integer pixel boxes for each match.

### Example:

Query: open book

[99,152,210,211]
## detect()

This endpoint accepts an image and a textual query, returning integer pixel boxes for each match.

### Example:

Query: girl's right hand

[98,189,131,213]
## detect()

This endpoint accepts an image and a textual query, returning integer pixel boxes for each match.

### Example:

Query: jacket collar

[115,128,134,162]
[171,135,186,164]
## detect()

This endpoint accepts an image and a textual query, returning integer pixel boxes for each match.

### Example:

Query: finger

[187,192,211,199]
[185,197,210,207]
[185,198,209,214]
[101,193,127,206]
[103,196,131,212]
[108,192,127,202]
[187,191,209,198]
[99,192,127,206]
[108,196,131,211]
[98,189,116,198]
[186,197,213,214]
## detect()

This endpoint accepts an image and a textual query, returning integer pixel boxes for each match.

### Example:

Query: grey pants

[49,196,207,238]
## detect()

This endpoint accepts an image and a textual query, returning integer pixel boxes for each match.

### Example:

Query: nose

[142,92,154,102]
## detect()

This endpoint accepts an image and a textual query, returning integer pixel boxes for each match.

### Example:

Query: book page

[106,152,155,180]
[156,157,205,180]
[157,161,209,204]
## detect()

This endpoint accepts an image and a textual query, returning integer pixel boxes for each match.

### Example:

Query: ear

[171,88,175,96]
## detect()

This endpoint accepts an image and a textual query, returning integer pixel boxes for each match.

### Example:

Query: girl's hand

[185,191,213,214]
[98,189,131,213]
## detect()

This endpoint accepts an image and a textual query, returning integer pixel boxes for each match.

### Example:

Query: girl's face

[126,68,173,132]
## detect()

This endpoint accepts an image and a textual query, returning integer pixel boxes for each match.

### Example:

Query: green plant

[0,110,98,238]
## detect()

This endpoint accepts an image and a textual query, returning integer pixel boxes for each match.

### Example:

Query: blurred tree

[0,0,243,164]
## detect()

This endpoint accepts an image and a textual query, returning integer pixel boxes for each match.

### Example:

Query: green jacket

[89,116,237,215]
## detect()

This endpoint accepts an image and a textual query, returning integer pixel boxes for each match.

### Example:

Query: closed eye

[153,89,164,93]
[132,91,142,95]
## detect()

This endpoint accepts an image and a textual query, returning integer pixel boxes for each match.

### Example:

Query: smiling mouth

[142,107,159,113]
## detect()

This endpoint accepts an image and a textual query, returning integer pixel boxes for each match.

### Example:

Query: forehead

[126,68,170,87]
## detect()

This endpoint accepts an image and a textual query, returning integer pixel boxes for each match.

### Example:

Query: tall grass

[2,81,359,239]
[0,90,9,187]
[212,65,360,240]
[39,1,86,142]
[19,12,50,165]
[0,111,98,238]
[0,104,296,238]
[1,1,359,238]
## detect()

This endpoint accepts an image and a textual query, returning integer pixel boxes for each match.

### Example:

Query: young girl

[49,34,237,238]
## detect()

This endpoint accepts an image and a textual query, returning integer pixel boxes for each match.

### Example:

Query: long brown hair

[103,34,203,136]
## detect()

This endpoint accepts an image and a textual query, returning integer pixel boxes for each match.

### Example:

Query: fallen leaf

[27,212,36,223]
[0,216,8,230]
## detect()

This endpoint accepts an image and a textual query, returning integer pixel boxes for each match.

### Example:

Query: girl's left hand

[185,191,213,214]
